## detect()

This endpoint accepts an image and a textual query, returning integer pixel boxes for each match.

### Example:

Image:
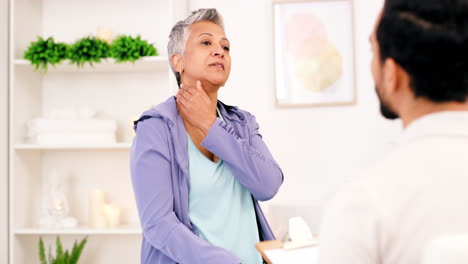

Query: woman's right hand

[176,80,217,136]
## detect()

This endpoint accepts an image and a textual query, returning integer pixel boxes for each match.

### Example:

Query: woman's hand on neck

[176,80,219,137]
[181,79,220,107]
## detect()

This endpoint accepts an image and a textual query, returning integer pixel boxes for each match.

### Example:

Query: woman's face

[179,21,231,88]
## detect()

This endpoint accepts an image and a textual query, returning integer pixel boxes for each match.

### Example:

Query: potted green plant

[23,36,69,72]
[39,236,88,264]
[23,34,158,71]
[68,36,111,67]
[111,35,158,63]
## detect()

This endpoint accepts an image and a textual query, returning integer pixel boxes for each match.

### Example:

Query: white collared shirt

[319,111,468,264]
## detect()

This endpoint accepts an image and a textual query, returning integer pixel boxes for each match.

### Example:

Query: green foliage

[23,36,69,72]
[39,238,47,264]
[68,36,111,67]
[69,237,87,263]
[23,34,157,71]
[111,35,158,63]
[39,236,88,264]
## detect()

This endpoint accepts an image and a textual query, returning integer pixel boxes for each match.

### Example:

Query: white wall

[1,0,9,261]
[189,0,401,231]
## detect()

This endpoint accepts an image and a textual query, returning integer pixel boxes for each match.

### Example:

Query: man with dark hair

[318,1,468,263]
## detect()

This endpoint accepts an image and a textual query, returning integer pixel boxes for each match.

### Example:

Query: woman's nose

[212,47,225,58]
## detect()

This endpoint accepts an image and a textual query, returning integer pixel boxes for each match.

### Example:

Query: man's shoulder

[327,177,378,211]
[325,152,408,215]
[328,146,428,216]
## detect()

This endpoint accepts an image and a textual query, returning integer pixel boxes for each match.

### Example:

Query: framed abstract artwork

[273,0,356,107]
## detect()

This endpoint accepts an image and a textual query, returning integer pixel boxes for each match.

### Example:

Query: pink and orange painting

[274,0,355,106]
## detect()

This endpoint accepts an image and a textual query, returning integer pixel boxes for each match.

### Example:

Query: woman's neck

[180,79,219,111]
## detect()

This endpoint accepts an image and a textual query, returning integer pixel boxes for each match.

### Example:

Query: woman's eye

[223,46,230,51]
[201,41,211,45]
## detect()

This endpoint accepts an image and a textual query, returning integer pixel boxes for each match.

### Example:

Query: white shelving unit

[14,56,169,73]
[14,227,142,235]
[14,143,132,150]
[8,0,188,263]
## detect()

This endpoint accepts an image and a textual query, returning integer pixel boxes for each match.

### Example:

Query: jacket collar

[217,99,246,124]
[134,96,246,127]
[398,111,468,145]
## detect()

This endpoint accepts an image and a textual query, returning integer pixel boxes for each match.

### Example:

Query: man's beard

[375,86,399,120]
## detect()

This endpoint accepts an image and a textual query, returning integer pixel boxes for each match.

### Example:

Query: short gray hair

[167,8,224,87]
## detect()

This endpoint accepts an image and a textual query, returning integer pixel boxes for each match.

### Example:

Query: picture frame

[273,0,356,107]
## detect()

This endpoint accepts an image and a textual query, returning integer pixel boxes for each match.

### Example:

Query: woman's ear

[171,54,184,73]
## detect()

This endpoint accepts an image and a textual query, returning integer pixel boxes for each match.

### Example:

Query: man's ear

[384,58,411,96]
[382,58,399,95]
[171,54,184,73]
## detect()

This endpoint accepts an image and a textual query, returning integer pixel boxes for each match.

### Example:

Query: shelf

[14,56,168,73]
[14,227,142,235]
[14,143,132,150]
[9,0,187,262]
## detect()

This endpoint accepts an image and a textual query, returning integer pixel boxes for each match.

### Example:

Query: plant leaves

[24,34,157,71]
[68,36,111,67]
[39,237,48,264]
[69,236,87,264]
[111,34,158,63]
[56,236,64,257]
[23,36,69,72]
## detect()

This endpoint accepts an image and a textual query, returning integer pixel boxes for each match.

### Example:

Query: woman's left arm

[201,112,284,201]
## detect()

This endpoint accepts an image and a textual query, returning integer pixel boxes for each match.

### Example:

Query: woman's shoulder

[131,105,172,153]
[134,97,178,130]
[131,114,172,159]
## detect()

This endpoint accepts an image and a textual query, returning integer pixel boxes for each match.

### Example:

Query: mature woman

[130,8,283,264]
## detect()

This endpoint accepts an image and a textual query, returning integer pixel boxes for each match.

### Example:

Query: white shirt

[319,111,468,264]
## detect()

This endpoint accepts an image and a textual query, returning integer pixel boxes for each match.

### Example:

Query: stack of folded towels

[26,108,117,145]
[27,119,117,145]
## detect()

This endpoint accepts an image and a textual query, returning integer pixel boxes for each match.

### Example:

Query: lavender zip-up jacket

[130,97,284,264]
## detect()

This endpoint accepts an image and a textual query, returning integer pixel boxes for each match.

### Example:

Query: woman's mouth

[209,62,224,70]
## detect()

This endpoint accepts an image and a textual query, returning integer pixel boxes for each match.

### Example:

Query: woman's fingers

[177,88,190,101]
[181,87,198,97]
[178,85,203,108]
[177,82,216,133]
[177,91,191,109]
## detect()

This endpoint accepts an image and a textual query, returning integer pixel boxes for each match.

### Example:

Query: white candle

[95,215,107,229]
[89,189,106,228]
[104,204,121,228]
[54,200,63,211]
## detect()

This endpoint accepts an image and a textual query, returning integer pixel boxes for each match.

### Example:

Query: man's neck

[401,99,468,128]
